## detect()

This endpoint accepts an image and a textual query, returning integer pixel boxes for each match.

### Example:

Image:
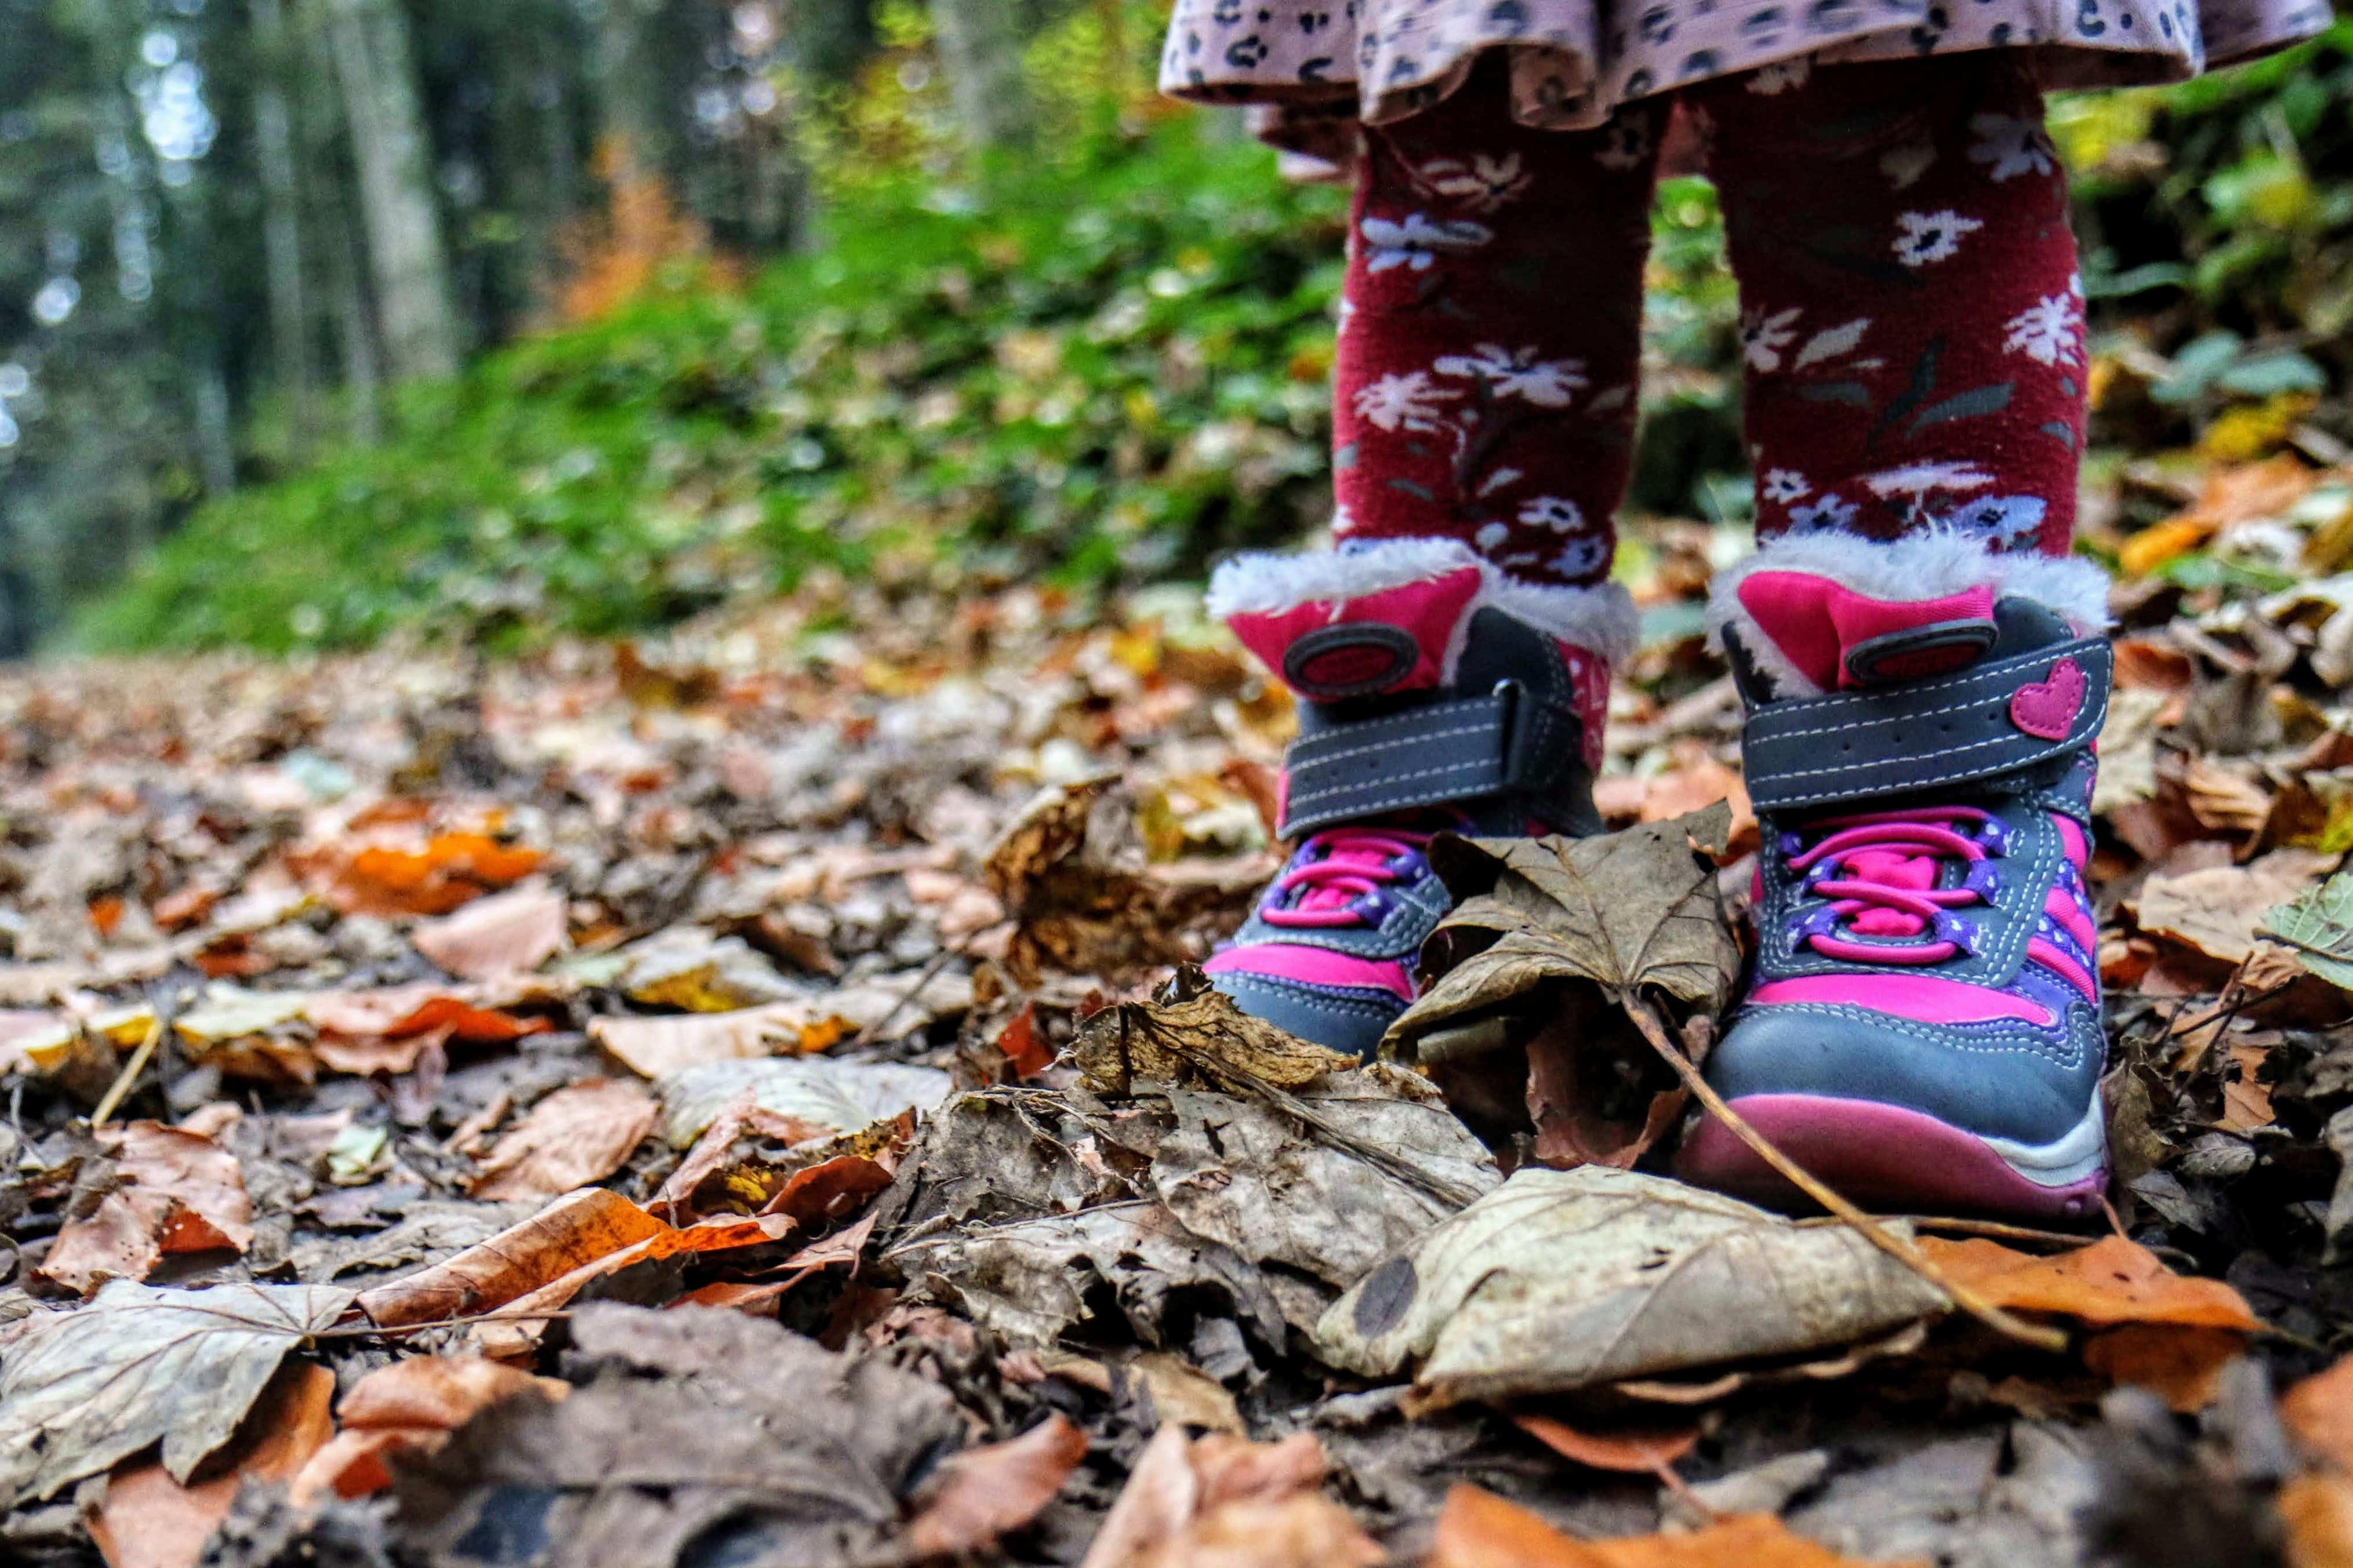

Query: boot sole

[1676,1093,2107,1222]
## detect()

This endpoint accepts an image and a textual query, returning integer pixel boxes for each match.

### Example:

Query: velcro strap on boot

[1741,637,2112,814]
[1280,681,1581,837]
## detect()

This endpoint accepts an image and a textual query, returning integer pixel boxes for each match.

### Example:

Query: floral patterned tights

[1334,53,2088,587]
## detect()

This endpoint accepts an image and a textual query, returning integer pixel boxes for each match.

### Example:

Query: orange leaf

[2082,1324,2247,1413]
[997,1004,1055,1078]
[2279,1472,2353,1568]
[1912,1236,2258,1331]
[2283,1355,2353,1475]
[354,1187,672,1329]
[1429,1485,1916,1568]
[328,832,545,916]
[910,1413,1090,1558]
[1515,1413,1700,1474]
[288,1356,565,1504]
[89,1363,335,1568]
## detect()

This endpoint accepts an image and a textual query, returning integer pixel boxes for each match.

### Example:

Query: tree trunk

[327,0,461,381]
[593,0,671,182]
[931,0,1032,151]
[250,0,314,449]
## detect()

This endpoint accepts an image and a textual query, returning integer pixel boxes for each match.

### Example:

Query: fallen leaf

[1913,1235,2258,1410]
[1429,1483,1907,1567]
[996,1002,1056,1078]
[907,1413,1090,1558]
[394,1303,969,1568]
[351,1187,669,1329]
[304,985,551,1041]
[1132,1349,1246,1434]
[1315,1166,1949,1411]
[2264,865,2353,992]
[467,1078,660,1200]
[88,1362,336,1568]
[289,1355,567,1504]
[1514,1413,1700,1474]
[590,1003,807,1077]
[1078,1426,1366,1568]
[655,1056,953,1148]
[321,831,545,917]
[39,1121,255,1294]
[1074,965,1360,1097]
[0,1279,354,1508]
[2133,849,2334,965]
[411,881,568,979]
[2278,1472,2353,1568]
[2283,1354,2353,1473]
[1386,806,1738,1168]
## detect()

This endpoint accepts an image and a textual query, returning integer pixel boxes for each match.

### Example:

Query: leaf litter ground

[0,565,2351,1567]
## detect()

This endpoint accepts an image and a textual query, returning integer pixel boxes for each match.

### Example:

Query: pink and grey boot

[1204,538,1633,1060]
[1676,531,2116,1220]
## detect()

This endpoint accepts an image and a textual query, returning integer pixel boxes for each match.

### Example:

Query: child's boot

[1204,539,1632,1059]
[1677,533,2114,1219]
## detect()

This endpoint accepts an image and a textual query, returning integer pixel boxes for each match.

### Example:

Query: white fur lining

[1205,537,1640,669]
[1705,529,2113,697]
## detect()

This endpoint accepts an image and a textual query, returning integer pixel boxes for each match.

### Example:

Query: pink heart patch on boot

[2009,656,2086,740]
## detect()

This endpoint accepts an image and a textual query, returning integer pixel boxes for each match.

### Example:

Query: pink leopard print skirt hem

[1160,0,2331,157]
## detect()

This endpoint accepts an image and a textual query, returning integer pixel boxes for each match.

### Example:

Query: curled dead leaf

[39,1122,253,1296]
[908,1412,1090,1559]
[411,881,568,980]
[467,1079,660,1201]
[289,1355,567,1505]
[1074,966,1359,1097]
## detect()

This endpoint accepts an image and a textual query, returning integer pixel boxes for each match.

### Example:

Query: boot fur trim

[1706,529,2113,698]
[1206,537,1639,671]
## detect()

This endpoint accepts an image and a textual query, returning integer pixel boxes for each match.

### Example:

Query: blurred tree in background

[0,1,2347,655]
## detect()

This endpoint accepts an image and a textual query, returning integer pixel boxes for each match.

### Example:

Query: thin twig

[90,1015,166,1128]
[1624,997,2070,1354]
[846,934,970,1051]
[319,1308,578,1340]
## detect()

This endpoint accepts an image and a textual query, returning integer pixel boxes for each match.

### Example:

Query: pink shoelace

[1785,806,2006,965]
[1258,827,1434,929]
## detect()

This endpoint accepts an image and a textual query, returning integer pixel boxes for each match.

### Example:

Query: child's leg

[1694,54,2086,556]
[1197,64,1654,1058]
[1680,57,2113,1221]
[1335,61,1665,587]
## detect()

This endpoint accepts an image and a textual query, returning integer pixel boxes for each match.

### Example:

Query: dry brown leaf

[590,1004,806,1078]
[1429,1484,1911,1567]
[1513,1413,1700,1475]
[0,1280,354,1507]
[1074,966,1359,1097]
[1079,1427,1350,1568]
[1386,806,1738,1168]
[88,1362,336,1568]
[40,1122,254,1295]
[2132,849,2335,965]
[907,1413,1090,1559]
[2283,1354,2353,1474]
[412,881,568,980]
[353,1187,667,1329]
[289,1356,567,1504]
[468,1079,660,1200]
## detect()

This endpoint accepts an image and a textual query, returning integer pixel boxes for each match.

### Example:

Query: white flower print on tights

[1475,521,1512,552]
[1414,153,1531,213]
[1867,461,1996,499]
[1741,307,1802,372]
[1593,119,1651,172]
[1519,496,1586,532]
[1433,344,1589,406]
[1550,536,1610,579]
[1360,212,1493,274]
[1788,494,1859,534]
[1893,210,1984,268]
[1352,371,1460,433]
[1967,114,2056,183]
[2003,293,2084,367]
[1760,468,1811,505]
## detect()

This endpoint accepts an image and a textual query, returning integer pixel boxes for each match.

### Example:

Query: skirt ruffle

[1159,0,2333,163]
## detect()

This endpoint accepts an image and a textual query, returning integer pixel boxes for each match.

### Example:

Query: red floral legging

[1333,52,2087,587]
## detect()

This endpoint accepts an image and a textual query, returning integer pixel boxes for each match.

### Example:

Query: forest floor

[3,501,2353,1568]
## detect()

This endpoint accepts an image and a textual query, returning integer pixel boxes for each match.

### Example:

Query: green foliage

[78,119,1349,653]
